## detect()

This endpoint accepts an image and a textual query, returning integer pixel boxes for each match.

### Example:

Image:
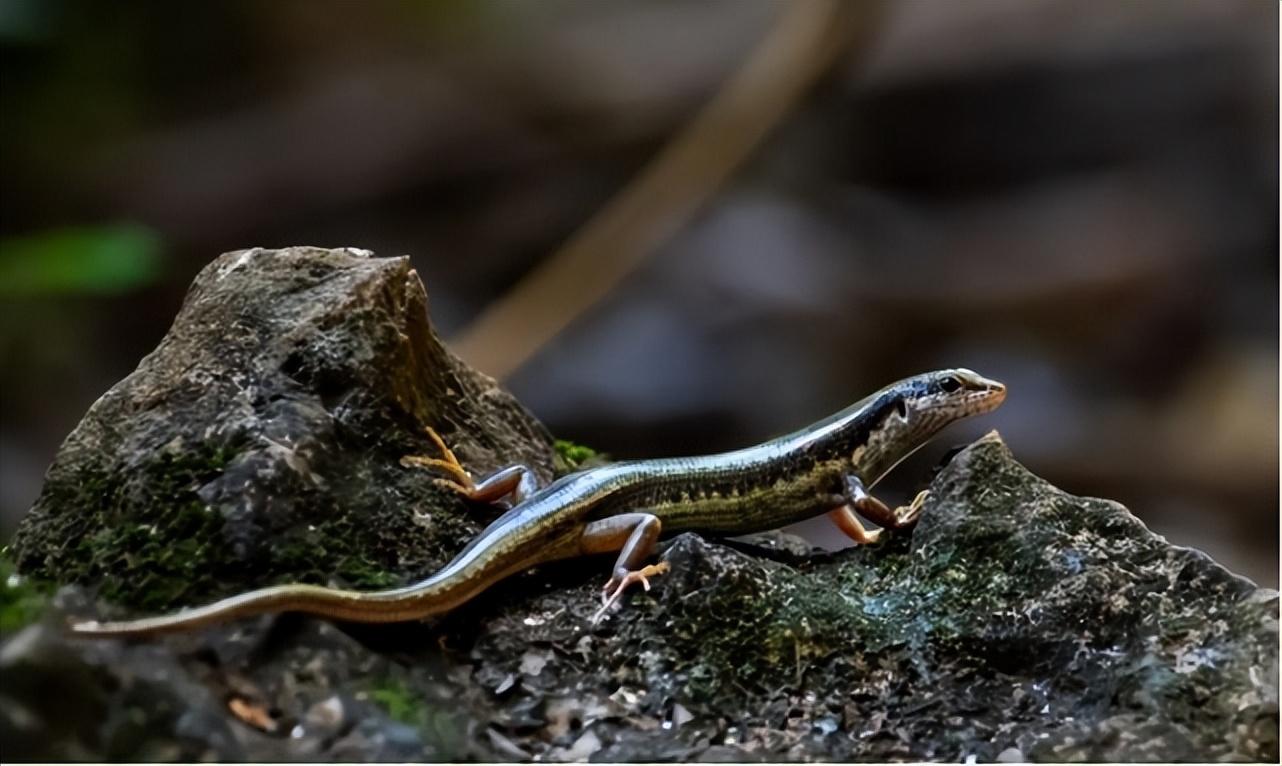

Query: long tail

[67,548,523,638]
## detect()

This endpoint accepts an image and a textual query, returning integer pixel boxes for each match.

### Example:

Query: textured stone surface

[3,248,1275,761]
[12,247,554,611]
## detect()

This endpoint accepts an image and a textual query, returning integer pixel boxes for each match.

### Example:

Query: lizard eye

[940,376,963,393]
[894,398,909,420]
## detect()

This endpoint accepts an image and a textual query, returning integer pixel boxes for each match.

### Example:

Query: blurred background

[1,0,1276,585]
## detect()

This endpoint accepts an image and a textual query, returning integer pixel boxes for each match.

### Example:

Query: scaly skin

[70,368,1005,637]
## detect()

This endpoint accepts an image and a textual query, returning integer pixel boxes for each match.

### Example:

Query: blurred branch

[452,0,882,378]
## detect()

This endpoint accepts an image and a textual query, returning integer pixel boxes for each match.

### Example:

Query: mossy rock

[463,435,1277,762]
[2,248,1274,761]
[11,247,555,612]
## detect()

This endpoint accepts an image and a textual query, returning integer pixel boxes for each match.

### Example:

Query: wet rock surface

[3,248,1276,761]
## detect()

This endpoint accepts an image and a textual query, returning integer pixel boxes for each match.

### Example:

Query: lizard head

[852,369,1006,484]
[889,368,1006,434]
[916,368,1007,418]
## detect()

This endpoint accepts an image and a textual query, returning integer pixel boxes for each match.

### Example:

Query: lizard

[69,368,1005,637]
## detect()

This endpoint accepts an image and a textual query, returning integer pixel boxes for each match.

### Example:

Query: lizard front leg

[826,475,928,544]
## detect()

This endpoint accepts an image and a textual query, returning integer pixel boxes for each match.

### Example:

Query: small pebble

[303,695,345,733]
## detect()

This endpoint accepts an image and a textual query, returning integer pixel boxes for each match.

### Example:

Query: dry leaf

[228,696,277,733]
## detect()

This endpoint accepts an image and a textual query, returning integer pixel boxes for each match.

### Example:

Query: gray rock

[11,246,553,613]
[330,718,425,762]
[301,695,346,738]
[2,247,1274,761]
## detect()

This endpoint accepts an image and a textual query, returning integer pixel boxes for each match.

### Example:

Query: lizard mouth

[967,378,1006,414]
[942,370,1006,417]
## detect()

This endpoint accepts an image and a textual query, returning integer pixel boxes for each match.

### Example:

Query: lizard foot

[848,488,930,532]
[592,561,670,624]
[894,489,930,527]
[400,426,474,493]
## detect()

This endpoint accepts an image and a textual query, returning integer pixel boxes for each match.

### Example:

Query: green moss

[553,439,598,473]
[369,677,428,725]
[15,433,458,616]
[338,557,402,589]
[664,552,898,698]
[367,675,468,758]
[657,532,1035,698]
[0,551,52,633]
[24,444,237,611]
[274,520,403,589]
[654,508,1068,698]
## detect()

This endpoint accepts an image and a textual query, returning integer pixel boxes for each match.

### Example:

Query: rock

[0,623,107,761]
[465,434,1277,762]
[301,695,347,738]
[330,718,425,762]
[2,247,1274,761]
[11,246,554,612]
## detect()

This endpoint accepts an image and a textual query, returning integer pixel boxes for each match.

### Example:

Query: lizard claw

[428,476,474,496]
[401,427,474,491]
[592,562,670,624]
[895,489,929,527]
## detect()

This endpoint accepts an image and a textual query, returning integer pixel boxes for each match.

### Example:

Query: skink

[70,368,1005,636]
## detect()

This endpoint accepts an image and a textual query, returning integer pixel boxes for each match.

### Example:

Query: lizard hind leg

[401,426,475,494]
[580,513,667,623]
[400,427,542,506]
